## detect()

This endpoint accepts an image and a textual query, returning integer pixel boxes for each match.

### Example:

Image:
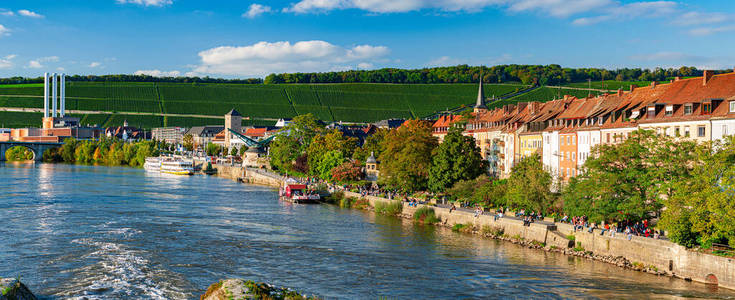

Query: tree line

[264,65,720,86]
[1,64,726,86]
[43,137,160,167]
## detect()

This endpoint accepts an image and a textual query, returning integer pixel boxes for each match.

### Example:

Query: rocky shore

[0,278,37,300]
[201,279,314,300]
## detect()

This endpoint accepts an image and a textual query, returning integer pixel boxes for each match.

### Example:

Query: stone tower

[474,73,487,114]
[224,108,242,148]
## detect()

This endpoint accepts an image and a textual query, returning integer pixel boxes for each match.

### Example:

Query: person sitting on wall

[450,203,456,213]
[561,215,569,223]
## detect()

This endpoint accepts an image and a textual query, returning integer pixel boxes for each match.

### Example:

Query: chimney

[52,73,58,118]
[703,70,714,86]
[43,73,49,118]
[60,74,66,117]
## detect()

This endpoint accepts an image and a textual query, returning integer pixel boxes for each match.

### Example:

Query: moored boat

[144,157,161,172]
[279,183,320,204]
[160,158,194,175]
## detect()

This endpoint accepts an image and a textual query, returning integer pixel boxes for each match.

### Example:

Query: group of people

[561,215,663,240]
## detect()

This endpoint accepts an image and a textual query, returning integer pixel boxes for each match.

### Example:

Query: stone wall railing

[342,191,735,290]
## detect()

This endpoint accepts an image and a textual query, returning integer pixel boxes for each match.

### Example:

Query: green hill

[0,82,528,128]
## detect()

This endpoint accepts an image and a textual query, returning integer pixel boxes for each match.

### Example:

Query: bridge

[0,141,64,161]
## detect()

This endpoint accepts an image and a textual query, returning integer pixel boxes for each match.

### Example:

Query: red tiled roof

[433,115,464,128]
[245,128,268,137]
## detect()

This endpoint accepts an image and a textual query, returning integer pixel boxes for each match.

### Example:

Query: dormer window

[665,105,673,117]
[730,101,735,113]
[703,103,712,115]
[684,104,693,115]
[647,106,656,119]
[597,116,603,125]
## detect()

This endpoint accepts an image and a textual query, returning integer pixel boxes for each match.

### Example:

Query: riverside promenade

[194,164,734,291]
[342,191,735,290]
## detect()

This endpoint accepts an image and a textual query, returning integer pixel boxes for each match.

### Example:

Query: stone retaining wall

[343,191,735,290]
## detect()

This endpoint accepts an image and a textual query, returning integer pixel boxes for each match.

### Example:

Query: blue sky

[0,0,733,78]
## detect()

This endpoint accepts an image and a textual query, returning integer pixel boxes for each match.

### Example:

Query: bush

[566,234,576,241]
[481,225,504,236]
[323,191,344,205]
[353,198,370,210]
[339,197,356,208]
[374,200,403,216]
[666,211,699,248]
[413,206,440,225]
[452,223,475,233]
[573,242,585,252]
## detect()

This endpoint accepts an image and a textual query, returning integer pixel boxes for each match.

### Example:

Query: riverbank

[339,191,734,290]
[177,164,735,291]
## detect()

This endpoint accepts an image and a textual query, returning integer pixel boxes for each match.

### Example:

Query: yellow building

[518,133,543,159]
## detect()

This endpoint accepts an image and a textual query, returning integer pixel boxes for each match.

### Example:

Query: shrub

[566,234,576,241]
[413,206,440,225]
[573,242,585,252]
[481,225,504,236]
[323,191,344,205]
[353,198,370,210]
[374,200,403,216]
[452,223,475,233]
[340,197,356,208]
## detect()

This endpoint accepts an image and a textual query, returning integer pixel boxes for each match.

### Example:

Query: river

[1,163,733,299]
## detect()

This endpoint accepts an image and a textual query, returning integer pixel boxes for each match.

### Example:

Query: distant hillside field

[487,87,598,108]
[0,82,528,128]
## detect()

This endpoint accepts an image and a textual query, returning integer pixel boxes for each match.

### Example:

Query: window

[703,103,712,115]
[685,127,690,137]
[573,136,576,145]
[572,152,576,161]
[731,101,735,113]
[606,133,611,143]
[723,125,728,136]
[647,106,656,119]
[674,127,680,137]
[684,104,693,115]
[665,105,673,116]
[561,137,564,146]
[698,126,706,137]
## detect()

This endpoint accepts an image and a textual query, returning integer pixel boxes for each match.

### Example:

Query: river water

[0,163,733,299]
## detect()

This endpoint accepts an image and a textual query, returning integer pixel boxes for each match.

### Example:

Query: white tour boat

[143,157,161,172]
[160,158,194,175]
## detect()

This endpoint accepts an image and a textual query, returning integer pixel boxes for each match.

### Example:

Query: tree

[331,160,363,183]
[206,143,220,157]
[182,134,194,151]
[230,147,239,157]
[239,146,249,156]
[353,128,387,162]
[307,129,357,175]
[378,120,438,192]
[61,137,78,163]
[504,154,555,213]
[660,136,735,248]
[269,135,301,173]
[315,150,344,181]
[563,130,698,223]
[428,127,486,192]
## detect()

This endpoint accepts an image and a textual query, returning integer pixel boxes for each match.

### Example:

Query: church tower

[474,73,487,114]
[224,108,242,148]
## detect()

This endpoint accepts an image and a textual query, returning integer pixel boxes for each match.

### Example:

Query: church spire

[474,72,487,112]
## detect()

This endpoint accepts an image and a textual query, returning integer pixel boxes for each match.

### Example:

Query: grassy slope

[0,82,528,127]
[490,87,601,108]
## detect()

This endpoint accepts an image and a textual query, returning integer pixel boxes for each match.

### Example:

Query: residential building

[151,127,187,144]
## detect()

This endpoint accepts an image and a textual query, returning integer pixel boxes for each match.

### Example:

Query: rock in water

[0,278,37,300]
[201,279,312,300]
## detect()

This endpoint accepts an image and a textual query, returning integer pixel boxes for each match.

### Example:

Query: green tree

[230,147,239,156]
[660,136,735,248]
[61,137,78,163]
[504,154,554,213]
[378,120,438,192]
[563,130,698,223]
[316,150,344,181]
[307,129,357,175]
[268,134,301,173]
[428,127,486,192]
[182,134,194,151]
[239,146,249,156]
[352,128,387,163]
[206,143,220,157]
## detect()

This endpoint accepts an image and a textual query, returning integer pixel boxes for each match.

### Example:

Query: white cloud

[89,62,101,68]
[0,24,10,37]
[134,69,181,77]
[27,60,43,69]
[116,0,172,7]
[673,11,730,26]
[572,1,677,25]
[17,9,44,18]
[56,67,65,71]
[0,9,14,16]
[25,56,59,69]
[0,54,15,69]
[687,25,735,36]
[284,0,509,13]
[243,4,272,18]
[427,56,464,67]
[508,0,612,18]
[357,62,374,69]
[193,40,390,76]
